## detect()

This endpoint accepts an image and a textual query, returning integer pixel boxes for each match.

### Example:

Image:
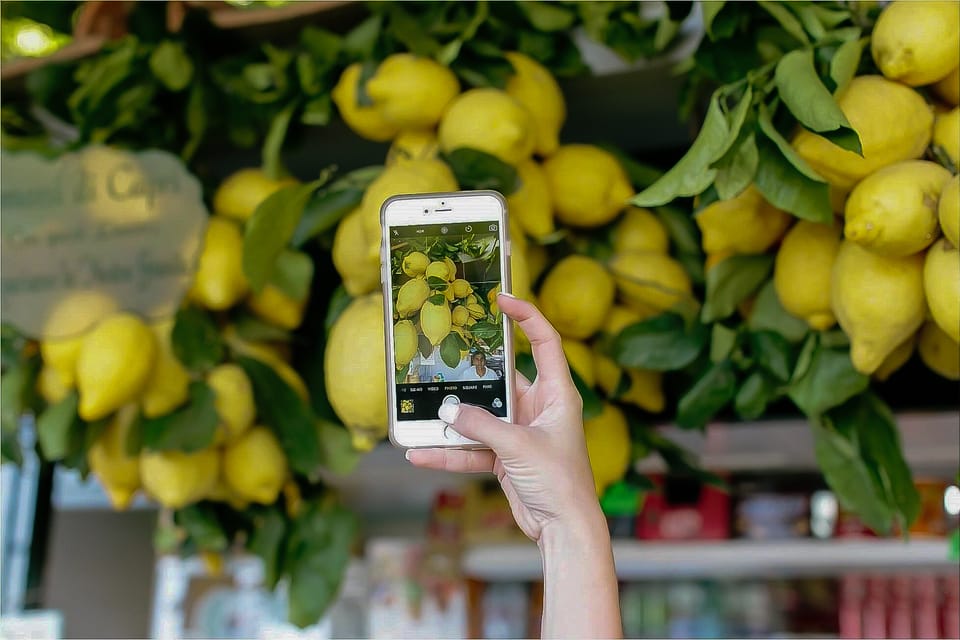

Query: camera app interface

[389,222,507,421]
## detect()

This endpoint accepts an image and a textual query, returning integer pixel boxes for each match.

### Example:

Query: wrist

[538,502,610,555]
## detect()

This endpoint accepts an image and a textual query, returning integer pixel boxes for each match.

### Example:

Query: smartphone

[381,190,516,449]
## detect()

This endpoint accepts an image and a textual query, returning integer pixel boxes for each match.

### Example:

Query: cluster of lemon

[37,172,309,512]
[765,1,960,381]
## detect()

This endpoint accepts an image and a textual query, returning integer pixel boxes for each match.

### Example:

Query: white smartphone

[381,190,516,449]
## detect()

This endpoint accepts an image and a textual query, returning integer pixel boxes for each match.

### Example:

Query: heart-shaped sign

[1,146,208,339]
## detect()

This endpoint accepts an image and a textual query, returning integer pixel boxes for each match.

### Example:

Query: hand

[406,294,602,543]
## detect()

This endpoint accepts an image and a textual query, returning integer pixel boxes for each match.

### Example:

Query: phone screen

[388,221,508,421]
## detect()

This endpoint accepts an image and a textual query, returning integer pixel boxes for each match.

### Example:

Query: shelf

[462,538,959,581]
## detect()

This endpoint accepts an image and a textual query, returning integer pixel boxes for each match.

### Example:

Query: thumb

[441,403,515,451]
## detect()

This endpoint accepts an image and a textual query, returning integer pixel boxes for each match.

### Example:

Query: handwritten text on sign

[1,146,208,339]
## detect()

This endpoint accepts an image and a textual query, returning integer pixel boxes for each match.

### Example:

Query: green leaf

[702,2,727,38]
[175,504,228,552]
[444,148,518,194]
[427,276,449,289]
[1,358,39,434]
[418,333,434,359]
[710,324,738,363]
[613,314,708,371]
[748,331,794,381]
[519,1,576,31]
[734,371,777,419]
[754,136,833,223]
[292,166,383,246]
[324,286,353,335]
[233,315,291,343]
[702,254,773,322]
[775,49,857,141]
[37,392,79,460]
[140,382,219,452]
[748,281,809,342]
[792,4,826,41]
[713,131,759,200]
[244,178,328,292]
[262,102,297,181]
[386,4,441,57]
[570,367,603,420]
[343,14,381,58]
[171,306,225,373]
[248,506,287,590]
[238,357,322,478]
[654,205,702,256]
[301,95,332,126]
[300,26,342,64]
[788,345,868,417]
[714,85,755,161]
[427,293,447,306]
[757,102,825,181]
[440,333,462,368]
[270,249,314,302]
[149,40,193,92]
[829,36,865,93]
[61,418,107,478]
[632,89,731,206]
[820,127,863,155]
[676,361,737,429]
[792,333,818,382]
[317,420,361,476]
[758,1,810,44]
[182,81,206,161]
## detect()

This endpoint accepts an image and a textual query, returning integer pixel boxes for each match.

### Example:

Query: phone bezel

[380,190,515,450]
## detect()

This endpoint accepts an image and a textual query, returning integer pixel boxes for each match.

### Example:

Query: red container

[637,476,730,541]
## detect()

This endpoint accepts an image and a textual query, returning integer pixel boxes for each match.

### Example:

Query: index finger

[498,294,571,385]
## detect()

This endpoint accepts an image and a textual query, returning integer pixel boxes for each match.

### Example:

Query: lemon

[325,293,388,450]
[511,248,534,302]
[387,130,440,166]
[940,175,960,247]
[247,284,307,330]
[613,207,669,255]
[593,350,622,396]
[366,54,460,129]
[396,278,431,317]
[206,478,249,511]
[438,88,536,165]
[871,1,960,86]
[562,339,596,386]
[206,363,255,444]
[222,426,287,505]
[932,66,960,106]
[593,349,664,413]
[140,448,219,509]
[443,257,457,280]
[189,216,249,311]
[874,334,917,382]
[793,76,933,190]
[918,321,960,380]
[451,279,472,299]
[933,106,959,166]
[394,320,419,368]
[525,244,549,283]
[829,186,849,215]
[924,238,960,343]
[88,405,141,510]
[40,290,118,387]
[832,241,926,374]
[844,160,952,257]
[583,403,632,497]
[696,186,792,255]
[402,251,430,277]
[773,220,841,330]
[213,168,296,222]
[543,145,633,228]
[504,52,566,157]
[420,300,452,346]
[539,255,615,339]
[77,313,157,421]
[141,319,190,418]
[37,366,71,404]
[609,252,693,314]
[603,305,651,337]
[507,159,555,238]
[225,329,309,401]
[332,208,380,297]
[332,63,400,142]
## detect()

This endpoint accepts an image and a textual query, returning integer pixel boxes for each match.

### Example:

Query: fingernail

[404,450,412,461]
[497,292,517,299]
[438,403,460,424]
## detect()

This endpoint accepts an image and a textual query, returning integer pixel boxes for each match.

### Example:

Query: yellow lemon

[366,54,460,129]
[604,305,652,337]
[507,159,555,238]
[87,405,141,510]
[452,279,473,299]
[539,255,615,339]
[696,186,792,255]
[609,252,693,314]
[332,208,380,297]
[933,106,959,166]
[793,76,933,190]
[189,216,249,311]
[845,160,952,257]
[206,363,255,444]
[140,448,219,510]
[325,293,388,448]
[874,334,917,382]
[395,278,431,317]
[420,300,453,346]
[924,238,960,343]
[37,366,71,405]
[213,168,296,222]
[393,320,419,368]
[247,284,307,330]
[224,329,309,401]
[510,248,534,302]
[205,478,249,511]
[939,175,960,247]
[504,51,566,156]
[774,220,842,330]
[613,207,669,255]
[831,241,926,374]
[222,426,287,505]
[387,130,440,166]
[332,63,400,142]
[583,403,632,497]
[141,319,190,418]
[543,144,633,228]
[932,66,960,106]
[561,339,596,387]
[40,290,118,387]
[438,88,536,165]
[77,313,157,421]
[525,244,549,283]
[402,250,430,277]
[443,256,458,280]
[918,321,960,380]
[871,0,960,86]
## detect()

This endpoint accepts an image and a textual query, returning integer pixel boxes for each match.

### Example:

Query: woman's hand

[406,293,602,542]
